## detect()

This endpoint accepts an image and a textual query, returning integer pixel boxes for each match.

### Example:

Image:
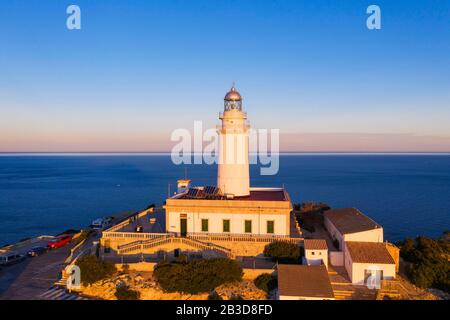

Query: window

[223,219,230,233]
[201,219,208,232]
[311,251,315,255]
[244,220,252,233]
[267,221,274,234]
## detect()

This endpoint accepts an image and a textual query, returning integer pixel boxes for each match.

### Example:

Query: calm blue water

[0,155,449,245]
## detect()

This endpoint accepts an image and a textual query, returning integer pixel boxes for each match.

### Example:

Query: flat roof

[304,239,328,251]
[324,208,381,235]
[277,264,334,299]
[176,188,289,202]
[346,241,395,265]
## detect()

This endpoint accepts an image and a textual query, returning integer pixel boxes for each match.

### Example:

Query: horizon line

[1,152,450,156]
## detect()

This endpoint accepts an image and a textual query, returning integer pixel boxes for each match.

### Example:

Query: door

[180,218,187,237]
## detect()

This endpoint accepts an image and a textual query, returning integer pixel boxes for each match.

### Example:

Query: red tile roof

[277,264,334,299]
[324,208,381,235]
[304,239,328,251]
[346,241,395,264]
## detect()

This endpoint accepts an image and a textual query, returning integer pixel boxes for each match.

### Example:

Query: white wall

[305,249,328,268]
[324,217,344,249]
[344,229,384,244]
[324,216,384,251]
[350,263,396,285]
[329,251,344,266]
[344,245,395,285]
[167,211,289,236]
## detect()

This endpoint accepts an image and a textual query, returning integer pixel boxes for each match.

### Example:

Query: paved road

[0,242,75,300]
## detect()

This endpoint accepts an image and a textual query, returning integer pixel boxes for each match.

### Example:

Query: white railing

[103,231,169,240]
[103,209,151,233]
[104,230,301,244]
[179,232,301,244]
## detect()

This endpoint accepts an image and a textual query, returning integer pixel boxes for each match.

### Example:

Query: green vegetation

[115,285,140,300]
[263,241,301,263]
[154,258,243,294]
[207,291,223,300]
[253,273,277,293]
[293,202,330,233]
[75,255,117,286]
[397,232,450,293]
[293,202,330,213]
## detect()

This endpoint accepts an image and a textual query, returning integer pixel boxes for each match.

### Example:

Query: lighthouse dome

[224,86,242,101]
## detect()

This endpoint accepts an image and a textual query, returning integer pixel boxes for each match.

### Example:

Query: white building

[162,86,298,257]
[324,208,383,251]
[323,207,398,285]
[303,239,328,268]
[344,241,396,286]
[165,86,294,239]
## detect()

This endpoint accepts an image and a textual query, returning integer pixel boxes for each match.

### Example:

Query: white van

[91,217,112,230]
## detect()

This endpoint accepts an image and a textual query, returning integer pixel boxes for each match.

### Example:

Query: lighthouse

[217,85,250,197]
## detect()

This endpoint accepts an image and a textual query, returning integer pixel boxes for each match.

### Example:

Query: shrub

[253,273,277,293]
[115,285,140,300]
[263,241,301,263]
[75,255,117,286]
[299,202,330,214]
[400,233,450,293]
[154,258,243,294]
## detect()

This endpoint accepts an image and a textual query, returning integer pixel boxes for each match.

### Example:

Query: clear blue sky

[1,0,449,152]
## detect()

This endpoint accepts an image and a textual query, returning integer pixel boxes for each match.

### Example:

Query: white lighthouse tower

[217,85,250,197]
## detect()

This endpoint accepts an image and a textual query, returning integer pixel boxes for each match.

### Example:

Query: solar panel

[204,186,221,196]
[186,188,200,198]
[185,187,222,199]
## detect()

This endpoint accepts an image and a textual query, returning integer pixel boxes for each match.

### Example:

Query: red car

[47,235,73,249]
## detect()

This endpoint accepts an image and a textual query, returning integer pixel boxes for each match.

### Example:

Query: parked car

[27,246,48,257]
[0,252,26,266]
[91,217,113,230]
[47,235,73,249]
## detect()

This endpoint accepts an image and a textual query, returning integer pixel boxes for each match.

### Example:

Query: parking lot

[0,239,76,300]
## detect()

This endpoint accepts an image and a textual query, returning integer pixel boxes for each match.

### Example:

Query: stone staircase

[54,272,69,287]
[117,235,234,258]
[328,266,377,300]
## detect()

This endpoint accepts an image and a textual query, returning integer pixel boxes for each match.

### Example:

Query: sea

[0,154,449,246]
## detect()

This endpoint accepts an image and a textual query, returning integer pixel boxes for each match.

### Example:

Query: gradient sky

[1,0,449,152]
